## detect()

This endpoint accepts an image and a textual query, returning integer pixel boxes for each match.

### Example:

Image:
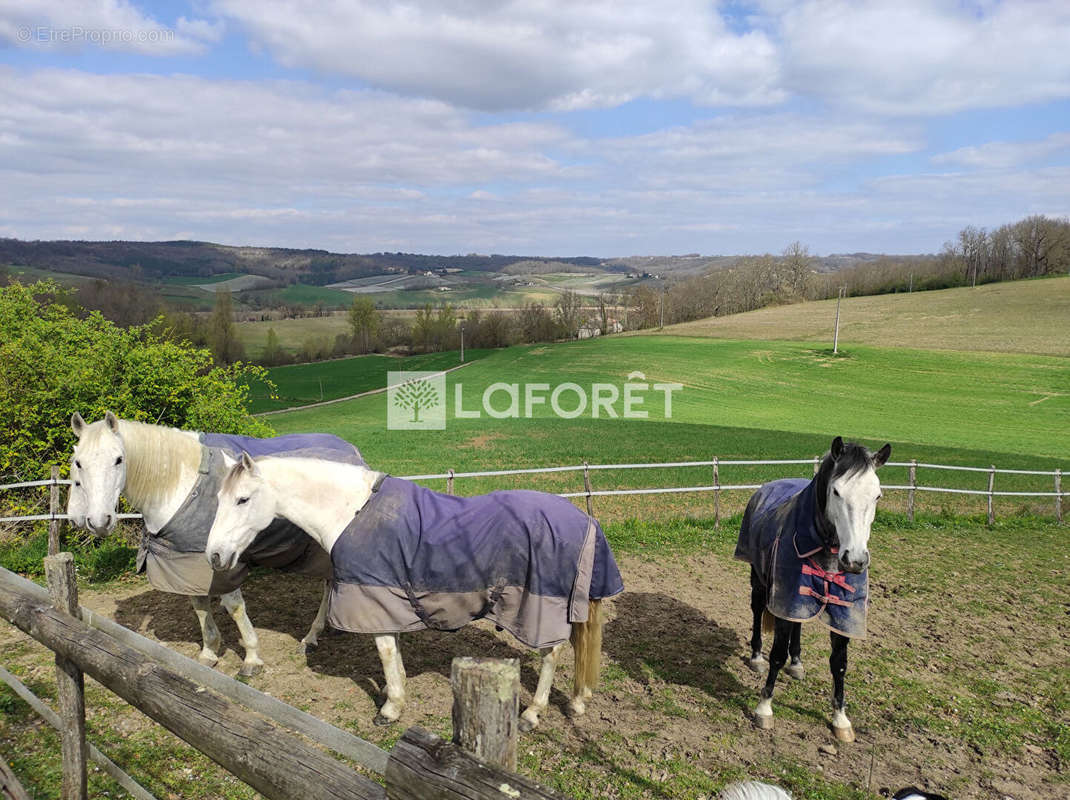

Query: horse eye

[75,460,81,469]
[833,488,840,497]
[237,497,249,506]
[115,456,123,466]
[74,481,81,487]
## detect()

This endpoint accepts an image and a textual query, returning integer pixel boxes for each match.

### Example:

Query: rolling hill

[659,276,1070,356]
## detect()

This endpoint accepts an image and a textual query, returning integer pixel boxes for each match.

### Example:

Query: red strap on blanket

[802,559,855,592]
[799,585,852,607]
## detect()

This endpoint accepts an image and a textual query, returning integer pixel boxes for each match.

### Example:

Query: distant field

[241,283,355,308]
[1,265,97,286]
[163,273,244,286]
[235,314,350,356]
[662,276,1070,356]
[265,335,1069,521]
[248,348,493,413]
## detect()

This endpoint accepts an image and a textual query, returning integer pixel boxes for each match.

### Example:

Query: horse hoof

[754,712,774,730]
[197,653,219,668]
[746,657,768,676]
[833,724,855,743]
[785,662,805,680]
[518,717,536,734]
[239,662,263,678]
[373,714,398,727]
[298,641,317,655]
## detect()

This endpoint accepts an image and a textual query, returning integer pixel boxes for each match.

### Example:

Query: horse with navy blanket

[68,412,366,676]
[735,436,890,743]
[205,452,624,730]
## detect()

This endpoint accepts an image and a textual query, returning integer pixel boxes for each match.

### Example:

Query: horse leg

[829,631,854,742]
[519,643,565,733]
[299,579,331,655]
[746,567,768,675]
[190,596,222,667]
[754,617,792,730]
[373,634,407,726]
[785,622,805,680]
[220,589,265,677]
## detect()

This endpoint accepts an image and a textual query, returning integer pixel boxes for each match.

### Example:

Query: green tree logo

[393,377,441,423]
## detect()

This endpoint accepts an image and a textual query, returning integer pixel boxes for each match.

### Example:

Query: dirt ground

[13,547,1054,800]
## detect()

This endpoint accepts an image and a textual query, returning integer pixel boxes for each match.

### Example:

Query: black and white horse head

[815,435,892,574]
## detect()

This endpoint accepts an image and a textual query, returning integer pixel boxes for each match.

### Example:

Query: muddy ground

[6,547,1055,800]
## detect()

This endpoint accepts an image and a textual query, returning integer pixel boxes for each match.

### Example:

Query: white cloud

[209,0,783,111]
[0,0,220,55]
[932,133,1070,170]
[774,0,1070,114]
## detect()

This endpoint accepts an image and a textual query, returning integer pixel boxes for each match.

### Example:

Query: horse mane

[116,419,202,509]
[813,440,877,535]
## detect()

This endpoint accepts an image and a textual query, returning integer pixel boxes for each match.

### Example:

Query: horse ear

[240,452,260,476]
[71,412,86,437]
[104,411,119,433]
[873,443,892,468]
[830,436,844,460]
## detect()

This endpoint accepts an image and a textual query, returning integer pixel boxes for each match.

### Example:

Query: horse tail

[571,599,604,695]
[762,609,775,635]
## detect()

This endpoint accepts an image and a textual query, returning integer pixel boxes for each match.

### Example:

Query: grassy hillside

[661,276,1070,356]
[264,336,1068,520]
[249,349,493,413]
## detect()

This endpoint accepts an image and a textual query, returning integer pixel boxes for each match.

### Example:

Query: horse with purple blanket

[68,412,366,676]
[735,436,891,742]
[206,453,624,730]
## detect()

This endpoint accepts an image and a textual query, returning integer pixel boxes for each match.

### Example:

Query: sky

[0,1,1068,257]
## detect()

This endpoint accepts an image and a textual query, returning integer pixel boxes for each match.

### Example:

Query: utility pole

[460,323,465,363]
[908,273,913,293]
[659,285,665,330]
[833,286,845,354]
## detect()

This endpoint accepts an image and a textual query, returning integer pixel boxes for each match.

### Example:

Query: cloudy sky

[1,1,1068,256]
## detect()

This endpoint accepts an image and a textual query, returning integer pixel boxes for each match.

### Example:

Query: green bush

[0,280,274,555]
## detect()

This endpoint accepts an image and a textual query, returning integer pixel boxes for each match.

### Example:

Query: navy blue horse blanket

[329,477,624,649]
[734,478,868,638]
[138,433,365,596]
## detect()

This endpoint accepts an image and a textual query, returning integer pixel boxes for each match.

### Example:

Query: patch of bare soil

[6,549,1064,800]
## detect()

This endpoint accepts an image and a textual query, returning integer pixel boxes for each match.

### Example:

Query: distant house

[605,318,624,333]
[577,322,601,339]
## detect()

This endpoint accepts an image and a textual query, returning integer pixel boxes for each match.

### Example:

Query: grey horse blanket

[328,477,624,648]
[735,478,868,638]
[138,433,365,596]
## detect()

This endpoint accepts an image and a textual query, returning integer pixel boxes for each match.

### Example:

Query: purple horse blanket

[138,433,365,596]
[734,478,868,638]
[329,477,624,648]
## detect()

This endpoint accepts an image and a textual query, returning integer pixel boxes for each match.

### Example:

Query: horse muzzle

[208,549,236,572]
[87,514,115,536]
[838,550,869,574]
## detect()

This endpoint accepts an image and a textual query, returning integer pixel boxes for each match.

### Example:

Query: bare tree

[554,290,583,339]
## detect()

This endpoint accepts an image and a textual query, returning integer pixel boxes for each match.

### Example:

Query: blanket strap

[799,585,852,607]
[802,559,854,592]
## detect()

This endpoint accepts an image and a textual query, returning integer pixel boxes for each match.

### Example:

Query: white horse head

[822,435,891,573]
[207,452,277,572]
[65,456,88,529]
[70,411,126,535]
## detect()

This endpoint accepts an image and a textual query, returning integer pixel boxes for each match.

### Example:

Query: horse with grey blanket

[68,412,365,676]
[735,436,890,743]
[206,452,624,730]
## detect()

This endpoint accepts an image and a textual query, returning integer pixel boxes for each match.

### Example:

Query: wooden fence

[0,560,567,799]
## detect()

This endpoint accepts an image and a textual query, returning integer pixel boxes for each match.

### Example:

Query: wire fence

[2,457,1065,525]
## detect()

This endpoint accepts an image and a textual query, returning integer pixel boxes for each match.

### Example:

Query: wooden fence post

[987,466,996,526]
[713,457,720,529]
[48,465,61,557]
[1056,469,1062,524]
[583,461,593,516]
[450,657,519,771]
[44,553,87,800]
[447,469,455,496]
[908,459,917,523]
[813,456,820,476]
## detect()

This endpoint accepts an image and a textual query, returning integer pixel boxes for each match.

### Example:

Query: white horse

[206,452,621,730]
[69,412,336,676]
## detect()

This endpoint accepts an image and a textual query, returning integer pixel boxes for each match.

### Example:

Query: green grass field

[162,273,244,285]
[663,276,1070,356]
[249,349,494,413]
[241,283,357,308]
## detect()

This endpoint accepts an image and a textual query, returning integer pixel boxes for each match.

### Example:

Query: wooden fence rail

[0,562,569,799]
